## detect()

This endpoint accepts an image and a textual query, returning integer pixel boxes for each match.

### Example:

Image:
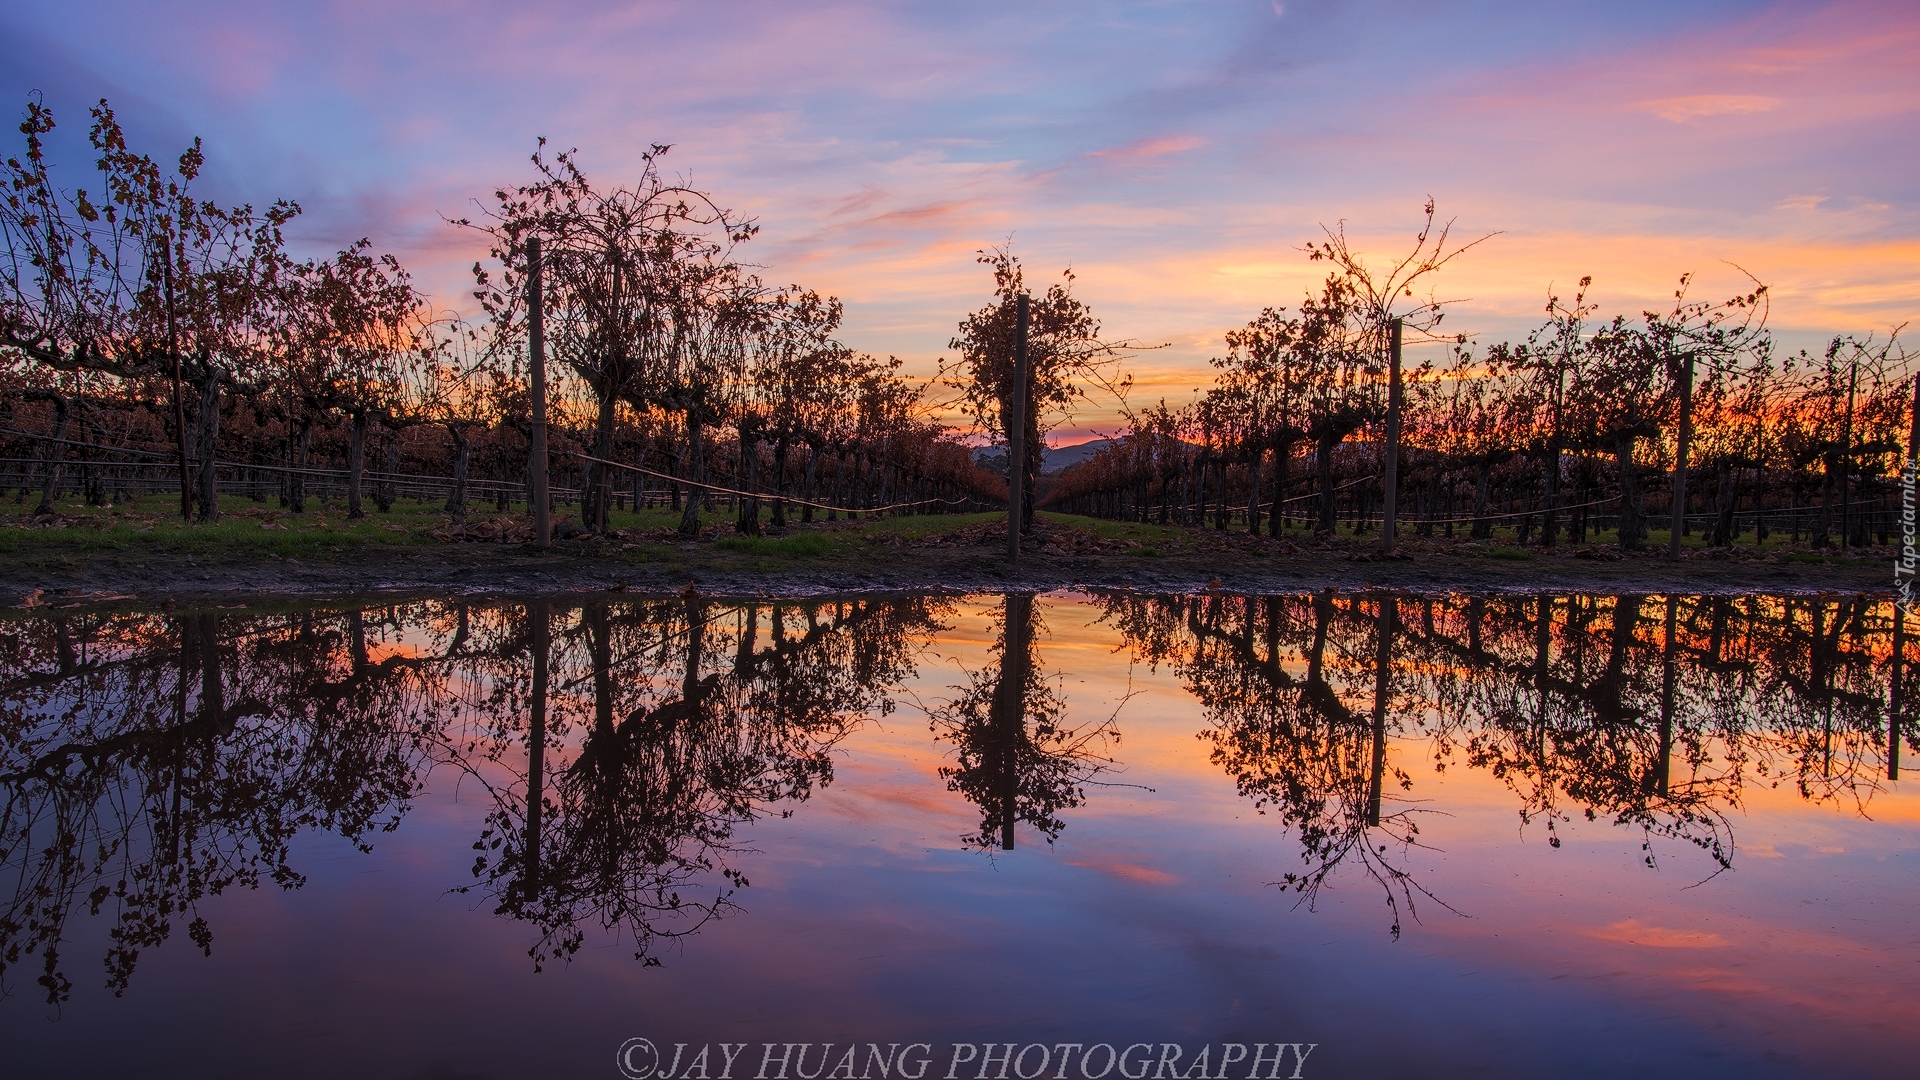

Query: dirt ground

[1,520,1897,607]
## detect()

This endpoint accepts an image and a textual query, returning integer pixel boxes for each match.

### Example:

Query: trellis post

[528,235,551,548]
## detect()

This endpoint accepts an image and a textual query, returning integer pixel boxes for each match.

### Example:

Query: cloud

[1589,919,1727,949]
[1066,858,1179,886]
[7,0,1916,400]
[1641,94,1782,123]
[1086,135,1207,160]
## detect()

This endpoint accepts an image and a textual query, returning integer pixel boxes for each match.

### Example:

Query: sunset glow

[6,1,1914,442]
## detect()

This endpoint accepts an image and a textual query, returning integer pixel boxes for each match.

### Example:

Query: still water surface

[1,592,1914,1078]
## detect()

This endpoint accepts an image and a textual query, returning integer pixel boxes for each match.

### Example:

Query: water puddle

[2,592,1912,1077]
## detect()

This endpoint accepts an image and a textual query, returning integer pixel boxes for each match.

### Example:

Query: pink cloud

[1087,135,1207,160]
[17,0,1916,420]
[1066,858,1179,885]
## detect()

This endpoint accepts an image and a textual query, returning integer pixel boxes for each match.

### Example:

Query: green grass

[851,511,1000,540]
[0,493,452,560]
[714,532,836,558]
[1034,512,1190,545]
[0,491,753,561]
[0,490,1007,566]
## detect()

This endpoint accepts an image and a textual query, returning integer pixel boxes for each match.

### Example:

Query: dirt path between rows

[2,534,1897,606]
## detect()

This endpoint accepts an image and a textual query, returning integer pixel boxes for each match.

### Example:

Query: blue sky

[5,0,1915,436]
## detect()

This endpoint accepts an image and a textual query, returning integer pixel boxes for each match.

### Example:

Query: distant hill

[1041,438,1117,474]
[972,438,1120,476]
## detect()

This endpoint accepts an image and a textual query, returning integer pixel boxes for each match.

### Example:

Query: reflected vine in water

[1,590,1907,995]
[931,594,1120,850]
[449,595,949,969]
[1105,591,1449,937]
[0,594,951,994]
[1100,590,1911,937]
[0,606,441,1002]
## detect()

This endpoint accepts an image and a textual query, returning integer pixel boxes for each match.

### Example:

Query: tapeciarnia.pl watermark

[615,1042,1318,1080]
[1900,463,1918,613]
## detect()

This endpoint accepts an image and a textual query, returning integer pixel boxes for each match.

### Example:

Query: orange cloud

[1589,919,1728,949]
[1641,94,1781,123]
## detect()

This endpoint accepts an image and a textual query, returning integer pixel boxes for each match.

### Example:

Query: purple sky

[5,1,1916,439]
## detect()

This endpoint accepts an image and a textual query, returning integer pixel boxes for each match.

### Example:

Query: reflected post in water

[991,594,1035,848]
[935,594,1114,851]
[1367,595,1395,828]
[523,600,550,891]
[1657,595,1676,797]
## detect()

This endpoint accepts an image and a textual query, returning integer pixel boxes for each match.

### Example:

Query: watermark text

[616,1042,1318,1080]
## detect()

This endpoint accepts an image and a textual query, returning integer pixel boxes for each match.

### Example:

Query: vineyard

[3,97,1914,559]
[1045,276,1914,553]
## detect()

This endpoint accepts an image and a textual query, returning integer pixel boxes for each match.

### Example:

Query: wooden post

[1380,317,1404,553]
[1669,352,1694,560]
[1910,372,1920,467]
[1006,293,1029,564]
[1891,602,1905,782]
[1840,351,1858,550]
[527,235,551,548]
[162,236,191,521]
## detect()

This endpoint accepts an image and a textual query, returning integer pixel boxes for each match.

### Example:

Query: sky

[4,0,1917,442]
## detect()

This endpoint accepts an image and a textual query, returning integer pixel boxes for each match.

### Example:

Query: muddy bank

[1,536,1896,606]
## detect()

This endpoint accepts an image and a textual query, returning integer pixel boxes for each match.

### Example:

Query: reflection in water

[0,592,1908,1002]
[0,596,948,998]
[460,596,949,969]
[0,608,436,1002]
[1100,592,1910,935]
[929,594,1120,850]
[1100,592,1445,935]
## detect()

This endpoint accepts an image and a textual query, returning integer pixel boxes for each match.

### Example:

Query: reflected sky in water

[1,592,1914,1078]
